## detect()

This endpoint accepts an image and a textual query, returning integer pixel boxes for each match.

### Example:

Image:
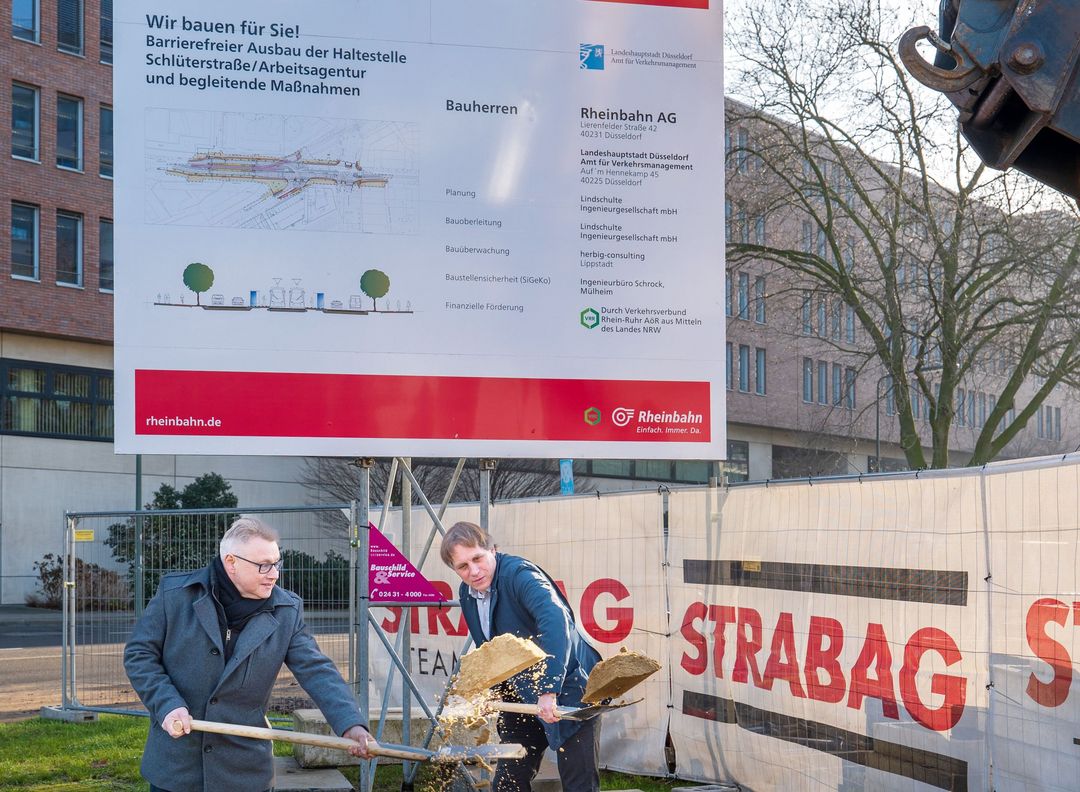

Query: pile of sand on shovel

[582,647,661,704]
[452,634,549,698]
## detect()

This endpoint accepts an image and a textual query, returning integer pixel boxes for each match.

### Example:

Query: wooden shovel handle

[488,702,576,720]
[184,718,428,762]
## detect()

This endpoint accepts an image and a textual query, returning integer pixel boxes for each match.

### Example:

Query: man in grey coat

[125,516,372,792]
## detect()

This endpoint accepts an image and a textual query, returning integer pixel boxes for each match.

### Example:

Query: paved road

[0,606,353,722]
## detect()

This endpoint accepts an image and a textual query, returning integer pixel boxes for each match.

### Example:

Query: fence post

[63,514,78,708]
[354,460,374,792]
[135,456,144,617]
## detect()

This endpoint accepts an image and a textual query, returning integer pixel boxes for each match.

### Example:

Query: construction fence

[61,454,1080,791]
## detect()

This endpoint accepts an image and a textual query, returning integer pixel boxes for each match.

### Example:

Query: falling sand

[452,634,548,697]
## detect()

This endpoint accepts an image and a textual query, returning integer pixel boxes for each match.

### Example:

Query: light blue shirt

[468,586,491,639]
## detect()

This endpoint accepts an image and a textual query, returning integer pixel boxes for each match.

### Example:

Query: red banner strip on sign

[586,0,709,8]
[134,369,712,442]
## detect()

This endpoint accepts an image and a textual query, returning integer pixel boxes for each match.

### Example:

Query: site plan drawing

[144,108,418,233]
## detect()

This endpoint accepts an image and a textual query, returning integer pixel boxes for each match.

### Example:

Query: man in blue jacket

[441,521,601,792]
[124,516,372,792]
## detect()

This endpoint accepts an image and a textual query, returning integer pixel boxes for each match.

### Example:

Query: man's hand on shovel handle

[537,693,559,724]
[343,724,375,759]
[164,707,192,738]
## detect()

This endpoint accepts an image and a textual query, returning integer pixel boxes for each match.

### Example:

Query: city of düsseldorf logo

[583,407,602,426]
[611,407,635,427]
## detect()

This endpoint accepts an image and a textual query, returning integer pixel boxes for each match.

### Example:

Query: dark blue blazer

[459,553,601,748]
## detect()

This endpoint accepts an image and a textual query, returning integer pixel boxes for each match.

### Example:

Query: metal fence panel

[62,504,355,716]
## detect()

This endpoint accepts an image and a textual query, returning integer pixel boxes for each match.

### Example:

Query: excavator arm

[899,0,1080,200]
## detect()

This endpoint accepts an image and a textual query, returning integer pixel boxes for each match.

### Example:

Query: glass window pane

[13,0,37,40]
[591,459,631,477]
[636,460,672,480]
[12,84,38,160]
[674,460,710,483]
[57,0,83,53]
[9,367,45,392]
[56,211,82,285]
[99,220,113,290]
[738,345,749,392]
[54,371,90,397]
[11,203,38,279]
[99,106,113,177]
[755,348,766,395]
[99,0,112,63]
[56,95,82,169]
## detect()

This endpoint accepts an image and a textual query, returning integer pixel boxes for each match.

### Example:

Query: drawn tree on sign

[360,269,390,311]
[182,262,215,306]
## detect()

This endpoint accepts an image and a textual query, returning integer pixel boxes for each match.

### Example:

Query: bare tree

[726,0,1080,468]
[301,457,593,510]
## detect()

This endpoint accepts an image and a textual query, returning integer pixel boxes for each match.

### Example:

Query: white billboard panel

[114,0,725,457]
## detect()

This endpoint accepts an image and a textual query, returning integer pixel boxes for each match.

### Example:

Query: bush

[26,553,131,611]
[103,473,239,604]
[280,548,349,608]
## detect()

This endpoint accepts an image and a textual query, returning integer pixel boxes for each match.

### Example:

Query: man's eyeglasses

[232,554,283,575]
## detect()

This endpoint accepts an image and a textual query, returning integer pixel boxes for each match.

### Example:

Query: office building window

[99,219,113,290]
[724,439,750,482]
[726,342,733,390]
[885,376,895,416]
[725,269,733,316]
[978,392,986,428]
[11,202,39,279]
[1037,405,1045,438]
[802,220,813,253]
[12,83,38,160]
[1055,406,1062,441]
[754,276,766,323]
[737,272,749,319]
[99,105,113,177]
[832,364,842,406]
[728,127,749,174]
[100,0,112,63]
[817,361,828,405]
[57,0,82,53]
[968,392,976,428]
[956,388,965,426]
[816,227,827,257]
[755,348,766,395]
[845,305,856,343]
[1,359,113,440]
[754,214,766,245]
[12,0,37,40]
[738,345,750,392]
[817,296,827,338]
[911,385,921,420]
[845,368,856,409]
[56,94,82,170]
[802,358,813,403]
[56,210,82,285]
[802,292,812,335]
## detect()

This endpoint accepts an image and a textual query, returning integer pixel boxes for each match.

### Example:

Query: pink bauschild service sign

[368,523,447,603]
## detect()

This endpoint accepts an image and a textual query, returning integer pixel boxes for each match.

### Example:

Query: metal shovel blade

[431,742,529,764]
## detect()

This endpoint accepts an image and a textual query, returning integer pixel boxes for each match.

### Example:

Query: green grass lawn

[0,715,690,791]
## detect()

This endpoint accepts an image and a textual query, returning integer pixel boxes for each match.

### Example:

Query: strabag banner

[113,0,725,458]
[369,492,669,776]
[363,457,1080,789]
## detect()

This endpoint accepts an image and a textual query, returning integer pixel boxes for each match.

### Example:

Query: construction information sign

[113,0,725,458]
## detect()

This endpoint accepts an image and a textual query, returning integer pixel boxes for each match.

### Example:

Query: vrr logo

[611,407,635,427]
[583,407,602,426]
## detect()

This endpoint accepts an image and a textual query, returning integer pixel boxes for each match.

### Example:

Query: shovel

[176,718,527,764]
[488,698,643,721]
